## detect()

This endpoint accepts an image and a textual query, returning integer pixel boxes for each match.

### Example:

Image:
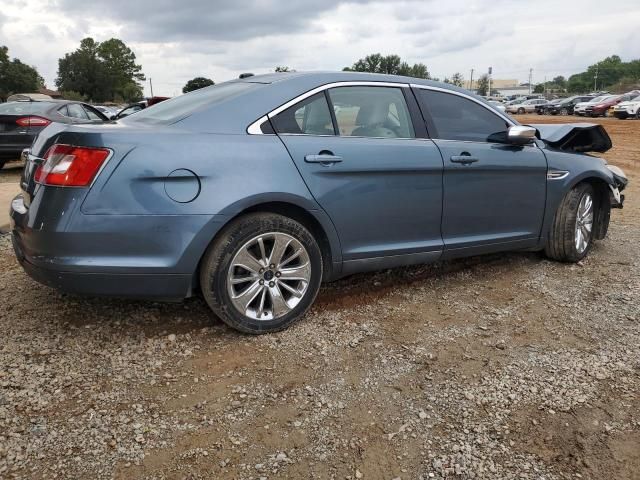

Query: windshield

[632,95,640,102]
[589,96,608,103]
[0,101,54,114]
[126,82,256,124]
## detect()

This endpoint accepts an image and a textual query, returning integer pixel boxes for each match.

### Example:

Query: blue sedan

[10,71,628,333]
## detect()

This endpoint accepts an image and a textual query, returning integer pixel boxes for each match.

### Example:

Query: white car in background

[574,95,613,116]
[613,94,640,119]
[505,98,547,114]
[488,100,506,113]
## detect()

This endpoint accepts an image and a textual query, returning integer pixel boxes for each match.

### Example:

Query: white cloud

[1,0,638,96]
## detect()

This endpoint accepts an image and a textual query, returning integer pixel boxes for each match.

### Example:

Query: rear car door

[413,87,547,256]
[272,84,444,266]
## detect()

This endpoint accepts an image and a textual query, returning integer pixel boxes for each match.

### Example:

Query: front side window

[328,86,414,138]
[417,89,510,142]
[271,92,335,135]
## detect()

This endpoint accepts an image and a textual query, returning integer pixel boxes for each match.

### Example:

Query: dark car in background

[535,98,562,115]
[112,96,170,120]
[10,72,628,334]
[0,100,107,169]
[545,95,595,116]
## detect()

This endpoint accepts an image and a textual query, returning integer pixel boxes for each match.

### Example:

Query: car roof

[238,70,471,94]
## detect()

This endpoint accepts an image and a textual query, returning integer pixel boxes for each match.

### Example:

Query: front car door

[413,86,547,258]
[271,83,444,272]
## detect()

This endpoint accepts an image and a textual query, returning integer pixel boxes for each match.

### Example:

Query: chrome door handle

[304,154,343,164]
[450,155,479,164]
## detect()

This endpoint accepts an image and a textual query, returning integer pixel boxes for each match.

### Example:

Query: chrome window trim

[410,83,516,127]
[247,81,410,135]
[246,80,516,135]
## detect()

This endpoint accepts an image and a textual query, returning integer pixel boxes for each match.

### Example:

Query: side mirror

[507,125,537,145]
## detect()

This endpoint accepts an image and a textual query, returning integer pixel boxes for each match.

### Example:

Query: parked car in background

[535,98,563,115]
[585,95,622,117]
[613,94,640,119]
[488,100,506,113]
[94,105,119,118]
[506,98,547,114]
[546,95,595,116]
[0,100,107,169]
[111,96,171,120]
[574,95,613,116]
[10,72,627,334]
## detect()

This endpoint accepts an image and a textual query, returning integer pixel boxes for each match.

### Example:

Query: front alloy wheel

[574,192,594,255]
[200,213,322,334]
[545,183,598,262]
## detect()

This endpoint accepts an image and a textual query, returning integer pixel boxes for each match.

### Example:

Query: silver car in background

[506,98,547,114]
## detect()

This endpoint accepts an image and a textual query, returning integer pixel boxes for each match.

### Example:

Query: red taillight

[34,144,111,187]
[16,116,51,127]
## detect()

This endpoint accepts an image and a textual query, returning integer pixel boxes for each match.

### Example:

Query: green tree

[0,46,44,100]
[533,84,544,93]
[274,66,291,72]
[476,74,489,95]
[445,72,464,87]
[566,55,640,93]
[60,90,87,101]
[56,38,144,102]
[344,53,431,79]
[182,77,215,93]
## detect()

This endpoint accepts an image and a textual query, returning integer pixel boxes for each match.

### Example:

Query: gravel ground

[0,116,638,479]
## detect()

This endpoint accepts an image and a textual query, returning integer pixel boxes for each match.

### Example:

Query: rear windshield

[0,101,54,114]
[125,82,256,124]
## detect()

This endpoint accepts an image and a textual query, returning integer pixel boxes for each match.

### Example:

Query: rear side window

[271,93,335,135]
[329,86,414,138]
[83,105,103,120]
[418,89,510,142]
[66,103,89,120]
[128,82,255,124]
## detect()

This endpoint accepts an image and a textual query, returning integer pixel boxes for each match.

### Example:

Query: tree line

[2,44,639,103]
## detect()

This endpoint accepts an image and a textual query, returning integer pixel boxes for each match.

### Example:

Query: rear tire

[559,108,568,116]
[545,183,597,263]
[517,107,525,114]
[0,160,6,170]
[199,213,323,334]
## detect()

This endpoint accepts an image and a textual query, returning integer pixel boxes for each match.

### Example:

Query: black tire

[545,183,597,263]
[636,110,640,120]
[559,108,568,116]
[0,160,6,170]
[517,107,525,114]
[199,212,323,334]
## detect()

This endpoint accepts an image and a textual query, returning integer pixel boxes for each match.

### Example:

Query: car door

[413,87,547,257]
[272,84,444,268]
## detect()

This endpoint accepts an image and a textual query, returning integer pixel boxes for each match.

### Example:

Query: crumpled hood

[529,123,612,153]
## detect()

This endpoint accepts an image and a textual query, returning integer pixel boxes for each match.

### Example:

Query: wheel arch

[570,176,612,240]
[194,196,342,288]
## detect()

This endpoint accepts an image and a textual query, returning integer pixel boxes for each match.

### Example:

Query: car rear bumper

[10,193,225,300]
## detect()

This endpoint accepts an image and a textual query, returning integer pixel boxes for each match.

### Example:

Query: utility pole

[528,68,533,95]
[593,66,598,92]
[149,78,154,98]
[543,75,547,98]
[469,68,474,91]
[487,66,492,97]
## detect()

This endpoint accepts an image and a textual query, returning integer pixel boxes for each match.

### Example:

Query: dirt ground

[0,115,638,480]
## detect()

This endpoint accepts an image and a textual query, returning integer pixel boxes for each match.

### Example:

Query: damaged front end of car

[531,122,627,209]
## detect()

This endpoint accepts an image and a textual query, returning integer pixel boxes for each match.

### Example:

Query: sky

[1,0,639,97]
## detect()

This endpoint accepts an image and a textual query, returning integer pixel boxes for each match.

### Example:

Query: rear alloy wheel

[559,108,568,116]
[200,213,323,334]
[603,109,610,117]
[545,183,597,262]
[517,107,525,114]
